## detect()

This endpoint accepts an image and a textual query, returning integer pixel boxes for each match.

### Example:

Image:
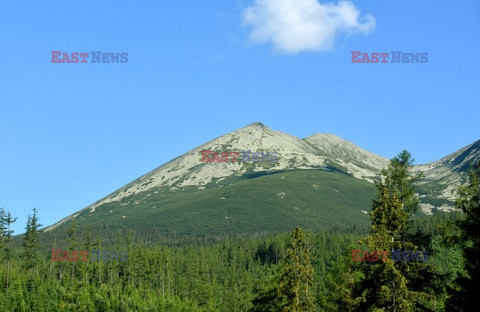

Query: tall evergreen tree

[278,227,315,312]
[250,227,315,312]
[0,208,6,250]
[358,150,436,311]
[22,208,42,276]
[447,162,480,312]
[3,210,17,294]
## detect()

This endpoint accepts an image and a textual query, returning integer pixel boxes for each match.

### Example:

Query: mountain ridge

[43,122,479,234]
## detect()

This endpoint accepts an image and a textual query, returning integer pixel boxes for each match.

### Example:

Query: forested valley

[0,152,478,311]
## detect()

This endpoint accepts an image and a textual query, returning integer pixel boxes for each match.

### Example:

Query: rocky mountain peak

[43,123,479,232]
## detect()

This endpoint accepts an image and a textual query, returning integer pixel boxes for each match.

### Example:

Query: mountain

[303,133,388,182]
[43,122,479,240]
[414,139,480,214]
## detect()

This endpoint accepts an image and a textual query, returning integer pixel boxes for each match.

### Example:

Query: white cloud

[243,0,376,54]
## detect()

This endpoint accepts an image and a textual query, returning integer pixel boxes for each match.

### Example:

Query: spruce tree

[358,150,436,311]
[278,227,315,312]
[3,210,17,294]
[446,163,480,312]
[0,208,6,250]
[251,227,315,312]
[22,208,42,276]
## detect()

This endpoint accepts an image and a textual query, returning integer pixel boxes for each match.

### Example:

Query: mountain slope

[304,133,388,182]
[43,122,479,238]
[45,170,375,240]
[414,139,480,214]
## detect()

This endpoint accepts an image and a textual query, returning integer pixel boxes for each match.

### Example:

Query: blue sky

[1,0,479,234]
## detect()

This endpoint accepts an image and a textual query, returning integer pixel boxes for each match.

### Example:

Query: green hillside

[43,168,376,242]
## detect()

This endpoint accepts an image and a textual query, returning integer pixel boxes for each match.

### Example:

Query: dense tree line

[0,219,355,311]
[0,154,478,311]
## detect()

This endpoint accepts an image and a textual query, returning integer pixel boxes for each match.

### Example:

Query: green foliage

[250,267,281,312]
[377,150,421,215]
[1,159,475,311]
[22,208,42,274]
[0,215,468,311]
[447,163,480,312]
[1,208,18,295]
[251,228,315,312]
[358,150,437,311]
[33,169,376,245]
[278,228,315,311]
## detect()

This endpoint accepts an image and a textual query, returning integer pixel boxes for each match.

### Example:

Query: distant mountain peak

[246,121,266,128]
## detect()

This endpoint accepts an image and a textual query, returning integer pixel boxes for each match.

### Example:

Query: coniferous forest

[0,152,478,311]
